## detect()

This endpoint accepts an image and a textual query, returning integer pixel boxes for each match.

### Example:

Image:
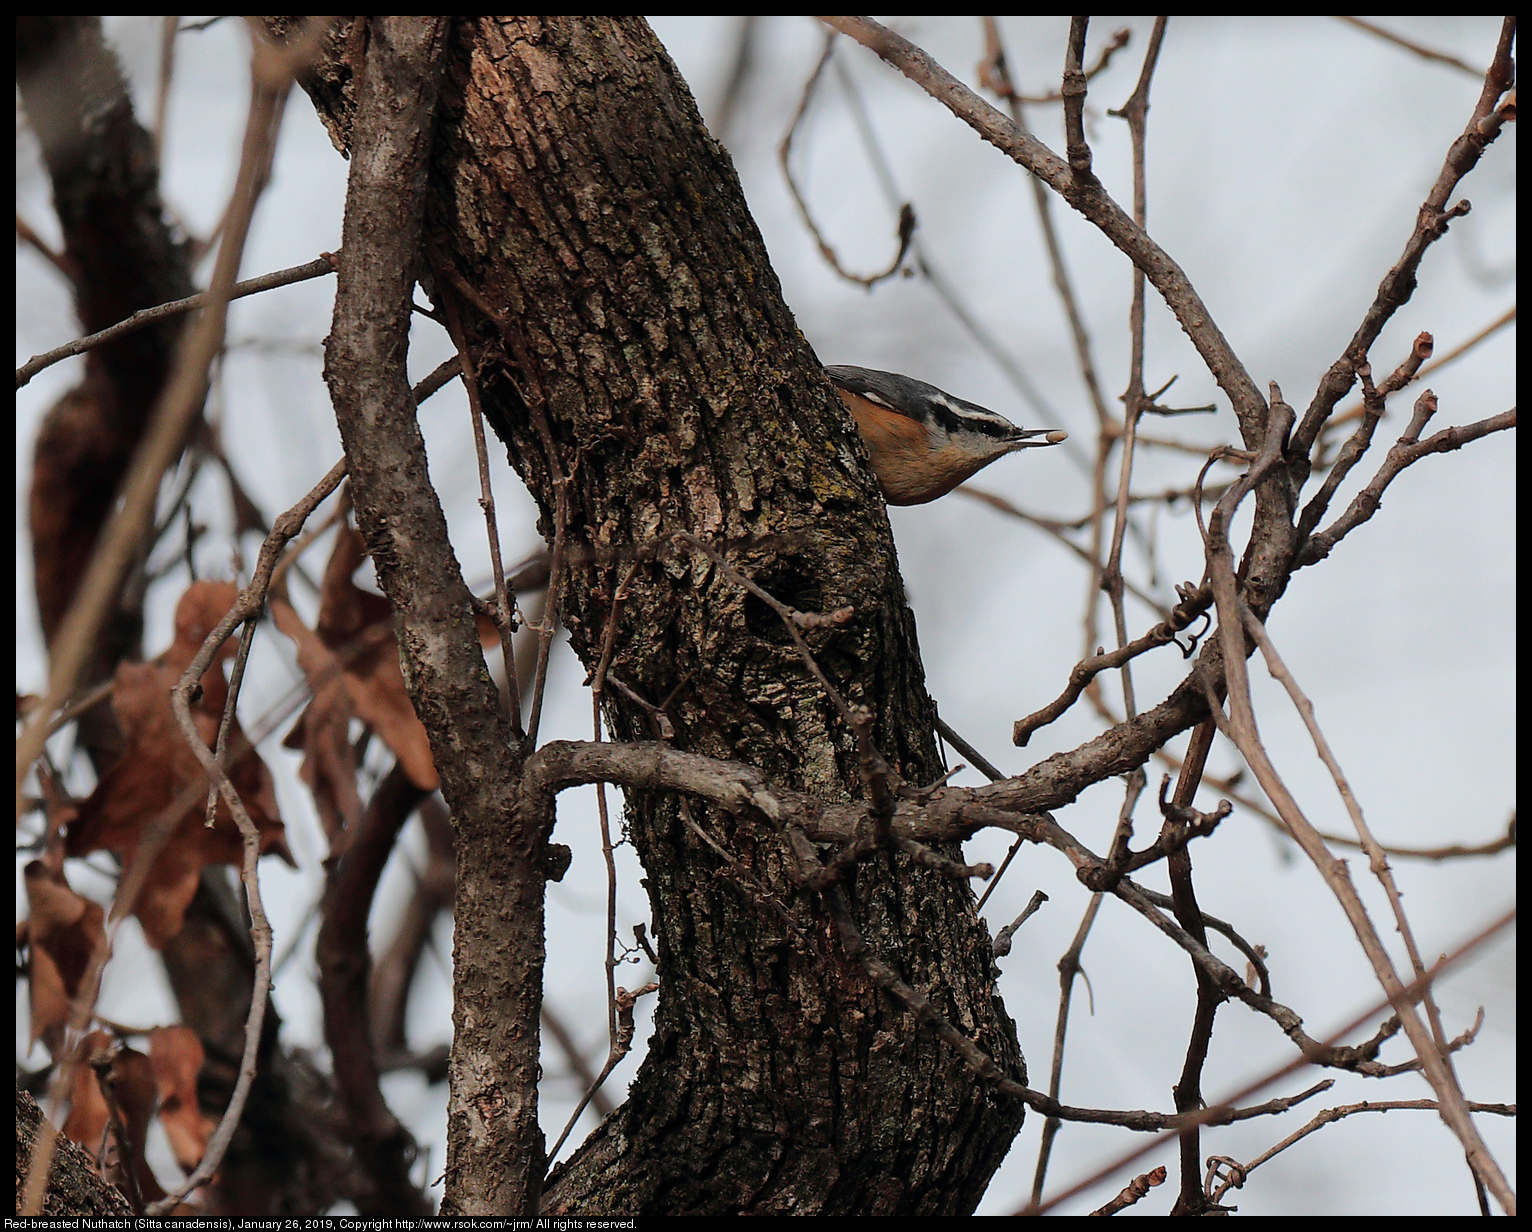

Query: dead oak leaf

[147,1025,214,1174]
[274,599,365,846]
[65,582,291,949]
[20,859,105,1051]
[275,523,438,850]
[62,1030,166,1206]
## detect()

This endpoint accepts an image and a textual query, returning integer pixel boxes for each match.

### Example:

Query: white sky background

[16,16,1514,1217]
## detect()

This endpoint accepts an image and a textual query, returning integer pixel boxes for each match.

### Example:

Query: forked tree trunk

[298,16,1026,1214]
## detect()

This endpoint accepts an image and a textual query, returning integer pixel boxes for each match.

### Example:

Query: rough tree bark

[298,16,1026,1215]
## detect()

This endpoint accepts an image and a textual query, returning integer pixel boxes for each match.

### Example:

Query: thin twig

[828,40,1081,459]
[1208,1095,1515,1205]
[779,32,915,288]
[439,294,523,741]
[545,981,657,1166]
[1029,889,1104,1204]
[1165,717,1221,1213]
[1101,16,1168,730]
[1336,16,1487,79]
[16,213,79,282]
[1200,391,1514,1208]
[152,456,348,1214]
[934,715,1004,783]
[1292,17,1516,459]
[980,23,1131,107]
[786,828,1334,1139]
[435,260,569,756]
[17,255,336,388]
[1298,399,1516,567]
[513,729,1473,1095]
[991,889,1048,958]
[541,1004,616,1120]
[591,563,639,1047]
[978,15,1166,668]
[1018,907,1516,1214]
[979,18,1113,432]
[1238,599,1464,1108]
[152,17,177,166]
[1318,305,1515,437]
[956,486,1174,616]
[1298,333,1434,542]
[1061,18,1094,181]
[1015,583,1211,746]
[1090,1165,1167,1216]
[824,15,1294,447]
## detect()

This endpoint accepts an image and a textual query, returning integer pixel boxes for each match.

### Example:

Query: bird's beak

[1008,428,1069,448]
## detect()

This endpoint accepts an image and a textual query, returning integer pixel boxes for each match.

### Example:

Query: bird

[825,365,1067,505]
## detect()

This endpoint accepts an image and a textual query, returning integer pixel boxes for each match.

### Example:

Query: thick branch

[319,17,546,1217]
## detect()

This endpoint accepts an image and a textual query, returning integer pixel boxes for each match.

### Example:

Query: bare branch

[17,255,336,389]
[1292,17,1516,457]
[1090,1165,1167,1216]
[1201,391,1515,1206]
[1209,1093,1515,1206]
[1018,908,1515,1214]
[1015,583,1212,746]
[1336,16,1488,79]
[20,20,310,1213]
[780,32,915,288]
[1298,398,1515,566]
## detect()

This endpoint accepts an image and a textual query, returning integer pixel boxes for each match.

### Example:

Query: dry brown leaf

[62,1031,166,1205]
[315,523,438,791]
[474,609,503,651]
[62,1031,115,1162]
[65,582,291,948]
[21,860,105,1051]
[275,523,438,820]
[147,1025,214,1173]
[274,599,365,845]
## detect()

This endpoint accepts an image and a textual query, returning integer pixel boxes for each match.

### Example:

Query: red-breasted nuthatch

[825,365,1068,505]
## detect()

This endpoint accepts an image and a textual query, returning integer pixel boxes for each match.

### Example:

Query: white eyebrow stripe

[935,393,1011,426]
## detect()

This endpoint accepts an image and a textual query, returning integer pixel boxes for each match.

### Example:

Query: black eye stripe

[926,401,1016,439]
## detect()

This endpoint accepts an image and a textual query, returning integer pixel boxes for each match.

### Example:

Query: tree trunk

[301,17,1026,1214]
